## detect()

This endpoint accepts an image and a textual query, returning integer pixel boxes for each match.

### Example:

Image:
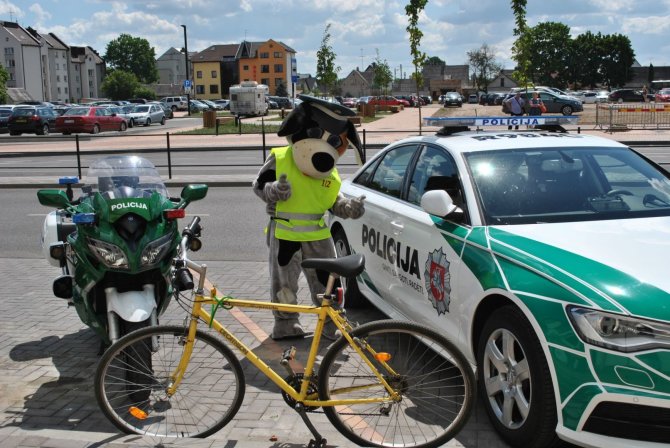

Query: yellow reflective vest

[272,146,341,241]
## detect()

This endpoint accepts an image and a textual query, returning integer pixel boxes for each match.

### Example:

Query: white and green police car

[329,116,670,448]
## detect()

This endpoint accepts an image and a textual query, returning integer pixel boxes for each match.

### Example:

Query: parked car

[328,119,670,448]
[108,105,136,127]
[160,96,188,111]
[518,90,583,115]
[442,92,463,107]
[55,106,127,134]
[608,89,645,103]
[368,96,405,107]
[200,99,221,110]
[0,108,11,133]
[572,90,598,104]
[266,97,279,109]
[421,95,432,105]
[155,102,174,119]
[357,96,373,106]
[595,90,610,103]
[268,96,292,109]
[214,99,230,110]
[126,98,149,104]
[127,104,166,126]
[341,97,357,108]
[7,106,58,135]
[654,88,670,102]
[393,97,411,107]
[467,94,478,104]
[188,99,209,112]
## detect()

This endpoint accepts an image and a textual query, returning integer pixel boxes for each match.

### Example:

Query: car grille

[582,402,670,443]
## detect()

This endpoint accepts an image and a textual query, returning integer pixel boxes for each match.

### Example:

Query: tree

[315,24,341,95]
[510,0,532,88]
[467,44,502,93]
[425,56,445,66]
[134,86,156,100]
[405,0,428,129]
[372,49,393,95]
[0,64,9,104]
[525,22,572,87]
[599,33,635,88]
[101,70,140,100]
[573,31,603,88]
[103,34,159,84]
[275,82,288,97]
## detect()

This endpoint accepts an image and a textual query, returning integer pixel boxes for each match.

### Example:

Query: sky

[3,0,670,79]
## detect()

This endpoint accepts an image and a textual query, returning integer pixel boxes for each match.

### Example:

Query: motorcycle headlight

[140,234,174,266]
[87,238,128,269]
[567,305,670,353]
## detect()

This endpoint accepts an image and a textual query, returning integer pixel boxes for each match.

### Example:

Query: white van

[229,81,269,117]
[160,96,188,111]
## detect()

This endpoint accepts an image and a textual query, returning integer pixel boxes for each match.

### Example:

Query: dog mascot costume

[253,95,366,340]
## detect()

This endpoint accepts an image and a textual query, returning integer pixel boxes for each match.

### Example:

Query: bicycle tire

[94,325,245,438]
[318,320,475,448]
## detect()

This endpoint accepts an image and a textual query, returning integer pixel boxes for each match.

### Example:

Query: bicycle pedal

[280,346,296,363]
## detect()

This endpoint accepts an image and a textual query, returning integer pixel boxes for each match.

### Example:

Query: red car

[55,106,127,135]
[368,96,405,107]
[655,88,670,102]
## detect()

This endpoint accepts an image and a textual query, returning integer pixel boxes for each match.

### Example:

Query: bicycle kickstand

[295,403,327,448]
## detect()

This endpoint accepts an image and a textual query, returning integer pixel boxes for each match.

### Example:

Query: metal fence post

[261,117,267,161]
[166,132,172,179]
[363,129,367,160]
[75,134,82,179]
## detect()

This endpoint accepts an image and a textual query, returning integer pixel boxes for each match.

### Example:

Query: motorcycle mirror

[180,184,208,204]
[37,189,71,208]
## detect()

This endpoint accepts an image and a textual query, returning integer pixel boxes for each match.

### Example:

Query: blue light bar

[73,213,96,224]
[423,115,580,127]
[58,176,79,185]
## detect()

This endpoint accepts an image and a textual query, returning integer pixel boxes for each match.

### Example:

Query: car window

[408,145,459,206]
[367,145,418,199]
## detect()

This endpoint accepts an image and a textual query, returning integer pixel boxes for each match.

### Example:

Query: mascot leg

[302,239,340,340]
[269,227,305,340]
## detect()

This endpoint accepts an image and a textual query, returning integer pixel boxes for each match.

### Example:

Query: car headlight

[567,305,670,353]
[140,234,174,266]
[87,238,128,269]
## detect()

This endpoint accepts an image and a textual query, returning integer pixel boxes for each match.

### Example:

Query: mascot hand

[265,173,292,202]
[345,195,366,219]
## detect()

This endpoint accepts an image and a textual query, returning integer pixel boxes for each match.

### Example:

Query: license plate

[64,120,74,124]
[16,118,26,123]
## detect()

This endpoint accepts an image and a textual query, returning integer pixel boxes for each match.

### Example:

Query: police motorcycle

[38,155,208,352]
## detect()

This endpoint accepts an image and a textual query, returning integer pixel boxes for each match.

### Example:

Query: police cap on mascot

[252,94,366,340]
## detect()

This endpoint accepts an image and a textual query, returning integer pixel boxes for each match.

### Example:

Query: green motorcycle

[38,155,207,351]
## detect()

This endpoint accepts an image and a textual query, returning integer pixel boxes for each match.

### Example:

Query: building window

[260,52,269,58]
[274,51,282,58]
[197,71,203,78]
[64,75,67,81]
[261,65,270,73]
[196,85,205,94]
[274,64,283,73]
[209,84,219,94]
[56,63,59,70]
[243,65,249,70]
[57,87,61,94]
[65,87,68,93]
[500,78,505,87]
[4,47,13,55]
[211,70,217,78]
[261,78,269,86]
[88,69,93,77]
[56,75,60,82]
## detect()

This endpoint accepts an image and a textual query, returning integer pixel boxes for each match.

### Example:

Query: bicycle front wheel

[95,325,245,438]
[318,320,475,448]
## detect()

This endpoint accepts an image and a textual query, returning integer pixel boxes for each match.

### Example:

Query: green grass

[177,117,282,135]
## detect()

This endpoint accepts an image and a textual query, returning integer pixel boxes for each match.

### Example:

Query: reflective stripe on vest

[272,146,340,242]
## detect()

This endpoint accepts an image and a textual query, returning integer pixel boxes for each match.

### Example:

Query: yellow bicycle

[94,216,475,447]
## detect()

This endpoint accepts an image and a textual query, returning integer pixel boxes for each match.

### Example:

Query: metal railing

[595,102,670,132]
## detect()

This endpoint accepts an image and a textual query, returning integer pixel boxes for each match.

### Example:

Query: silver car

[128,104,166,126]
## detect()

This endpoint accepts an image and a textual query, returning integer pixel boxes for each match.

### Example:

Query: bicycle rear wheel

[318,320,475,448]
[95,325,245,438]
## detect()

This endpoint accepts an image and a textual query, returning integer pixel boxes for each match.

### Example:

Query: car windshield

[13,108,36,117]
[466,146,670,225]
[83,155,169,198]
[63,107,90,116]
[133,106,150,113]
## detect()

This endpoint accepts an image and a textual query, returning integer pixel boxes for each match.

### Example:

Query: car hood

[128,112,150,117]
[485,218,670,320]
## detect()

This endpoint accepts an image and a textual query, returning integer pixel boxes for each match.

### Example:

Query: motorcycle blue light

[73,213,96,224]
[58,176,79,185]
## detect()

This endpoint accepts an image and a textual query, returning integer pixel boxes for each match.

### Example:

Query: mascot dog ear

[277,103,311,137]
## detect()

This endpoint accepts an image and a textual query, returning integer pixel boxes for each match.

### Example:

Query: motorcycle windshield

[83,156,169,199]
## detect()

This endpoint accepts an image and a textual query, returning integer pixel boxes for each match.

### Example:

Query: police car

[328,116,670,448]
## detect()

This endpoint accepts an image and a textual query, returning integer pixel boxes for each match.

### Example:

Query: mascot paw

[345,195,366,219]
[267,173,292,202]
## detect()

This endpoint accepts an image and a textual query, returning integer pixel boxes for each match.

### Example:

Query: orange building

[236,39,296,96]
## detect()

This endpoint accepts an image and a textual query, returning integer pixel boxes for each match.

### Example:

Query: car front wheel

[91,124,99,134]
[477,305,559,448]
[332,227,368,309]
[145,118,151,127]
[39,123,49,136]
[561,105,573,115]
[119,122,127,132]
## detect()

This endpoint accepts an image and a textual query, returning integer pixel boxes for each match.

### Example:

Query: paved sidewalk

[0,258,510,448]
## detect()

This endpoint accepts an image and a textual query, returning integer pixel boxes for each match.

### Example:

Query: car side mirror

[420,190,460,218]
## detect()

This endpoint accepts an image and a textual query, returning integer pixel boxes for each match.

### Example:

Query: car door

[385,144,468,339]
[345,144,420,306]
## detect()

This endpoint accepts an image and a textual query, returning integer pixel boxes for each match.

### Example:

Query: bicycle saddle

[301,253,365,278]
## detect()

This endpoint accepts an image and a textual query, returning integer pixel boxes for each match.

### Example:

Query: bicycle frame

[168,258,401,408]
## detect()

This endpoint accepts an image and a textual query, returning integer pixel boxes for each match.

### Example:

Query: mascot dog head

[278,95,363,179]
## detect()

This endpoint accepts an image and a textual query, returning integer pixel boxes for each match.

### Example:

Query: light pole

[181,24,191,116]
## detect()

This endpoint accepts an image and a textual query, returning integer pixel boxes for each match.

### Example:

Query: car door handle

[390,220,404,234]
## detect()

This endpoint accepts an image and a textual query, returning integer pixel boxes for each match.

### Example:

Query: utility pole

[181,24,191,116]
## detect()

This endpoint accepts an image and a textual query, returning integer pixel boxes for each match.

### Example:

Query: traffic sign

[183,79,192,88]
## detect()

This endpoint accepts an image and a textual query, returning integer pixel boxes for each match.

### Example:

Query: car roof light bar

[424,116,580,136]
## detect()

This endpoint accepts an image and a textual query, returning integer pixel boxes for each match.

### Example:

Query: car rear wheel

[39,124,49,136]
[119,122,127,132]
[561,105,573,115]
[92,124,100,134]
[477,305,559,448]
[332,227,368,309]
[160,116,166,125]
[128,119,134,128]
[145,118,151,127]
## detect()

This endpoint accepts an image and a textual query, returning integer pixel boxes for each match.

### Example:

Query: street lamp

[181,24,191,116]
